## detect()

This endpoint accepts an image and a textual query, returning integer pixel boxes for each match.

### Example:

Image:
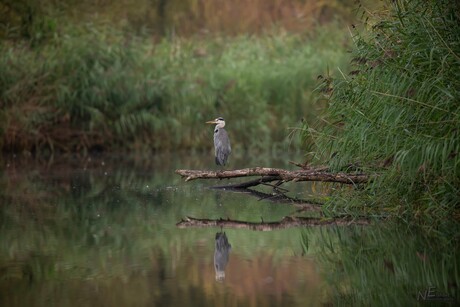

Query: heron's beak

[206,120,217,124]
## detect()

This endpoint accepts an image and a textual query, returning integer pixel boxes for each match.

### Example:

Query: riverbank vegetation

[0,27,349,153]
[1,1,458,225]
[0,0,356,154]
[304,0,460,230]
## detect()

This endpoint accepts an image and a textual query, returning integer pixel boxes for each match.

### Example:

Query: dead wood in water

[175,167,370,185]
[211,185,324,212]
[176,216,370,231]
[211,175,281,189]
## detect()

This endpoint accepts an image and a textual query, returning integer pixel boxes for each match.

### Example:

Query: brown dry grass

[61,0,354,36]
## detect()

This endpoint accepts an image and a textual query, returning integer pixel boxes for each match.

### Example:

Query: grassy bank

[306,0,460,227]
[0,24,349,154]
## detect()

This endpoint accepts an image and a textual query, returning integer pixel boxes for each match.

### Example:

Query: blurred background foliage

[0,0,373,154]
[0,0,358,40]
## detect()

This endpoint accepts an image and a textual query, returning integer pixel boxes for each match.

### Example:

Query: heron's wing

[214,128,231,165]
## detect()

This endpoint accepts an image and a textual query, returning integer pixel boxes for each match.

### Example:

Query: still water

[0,153,458,306]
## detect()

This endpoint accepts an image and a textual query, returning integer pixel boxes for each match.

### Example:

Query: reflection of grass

[303,224,460,306]
[0,155,330,305]
[0,155,314,285]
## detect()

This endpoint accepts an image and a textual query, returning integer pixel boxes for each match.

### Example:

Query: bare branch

[175,167,370,185]
[176,216,370,231]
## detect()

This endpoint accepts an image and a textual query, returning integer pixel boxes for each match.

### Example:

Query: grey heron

[206,117,231,166]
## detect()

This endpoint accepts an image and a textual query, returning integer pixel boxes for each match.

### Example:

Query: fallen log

[175,167,370,185]
[176,216,370,231]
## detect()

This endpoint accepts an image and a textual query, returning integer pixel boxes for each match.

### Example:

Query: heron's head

[206,117,225,128]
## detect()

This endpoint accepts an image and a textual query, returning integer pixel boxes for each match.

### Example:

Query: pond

[0,153,458,306]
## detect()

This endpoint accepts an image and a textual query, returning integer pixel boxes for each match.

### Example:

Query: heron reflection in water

[214,230,231,281]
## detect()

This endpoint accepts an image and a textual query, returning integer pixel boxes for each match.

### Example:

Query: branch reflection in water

[214,230,231,281]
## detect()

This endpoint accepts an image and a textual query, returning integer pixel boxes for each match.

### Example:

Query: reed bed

[306,0,460,226]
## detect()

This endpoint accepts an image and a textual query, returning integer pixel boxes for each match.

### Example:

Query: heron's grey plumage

[214,127,231,165]
[207,117,231,166]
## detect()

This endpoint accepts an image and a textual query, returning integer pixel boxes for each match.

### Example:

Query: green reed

[305,0,460,226]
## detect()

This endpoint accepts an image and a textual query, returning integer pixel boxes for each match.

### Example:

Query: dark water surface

[0,153,458,306]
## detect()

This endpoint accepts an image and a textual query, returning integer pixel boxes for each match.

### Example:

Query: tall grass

[305,0,460,226]
[0,24,349,153]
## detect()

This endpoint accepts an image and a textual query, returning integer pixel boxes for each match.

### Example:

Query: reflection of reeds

[0,154,318,286]
[304,225,459,306]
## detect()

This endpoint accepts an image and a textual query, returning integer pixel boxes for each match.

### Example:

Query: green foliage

[306,0,460,225]
[0,0,57,44]
[0,25,349,153]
